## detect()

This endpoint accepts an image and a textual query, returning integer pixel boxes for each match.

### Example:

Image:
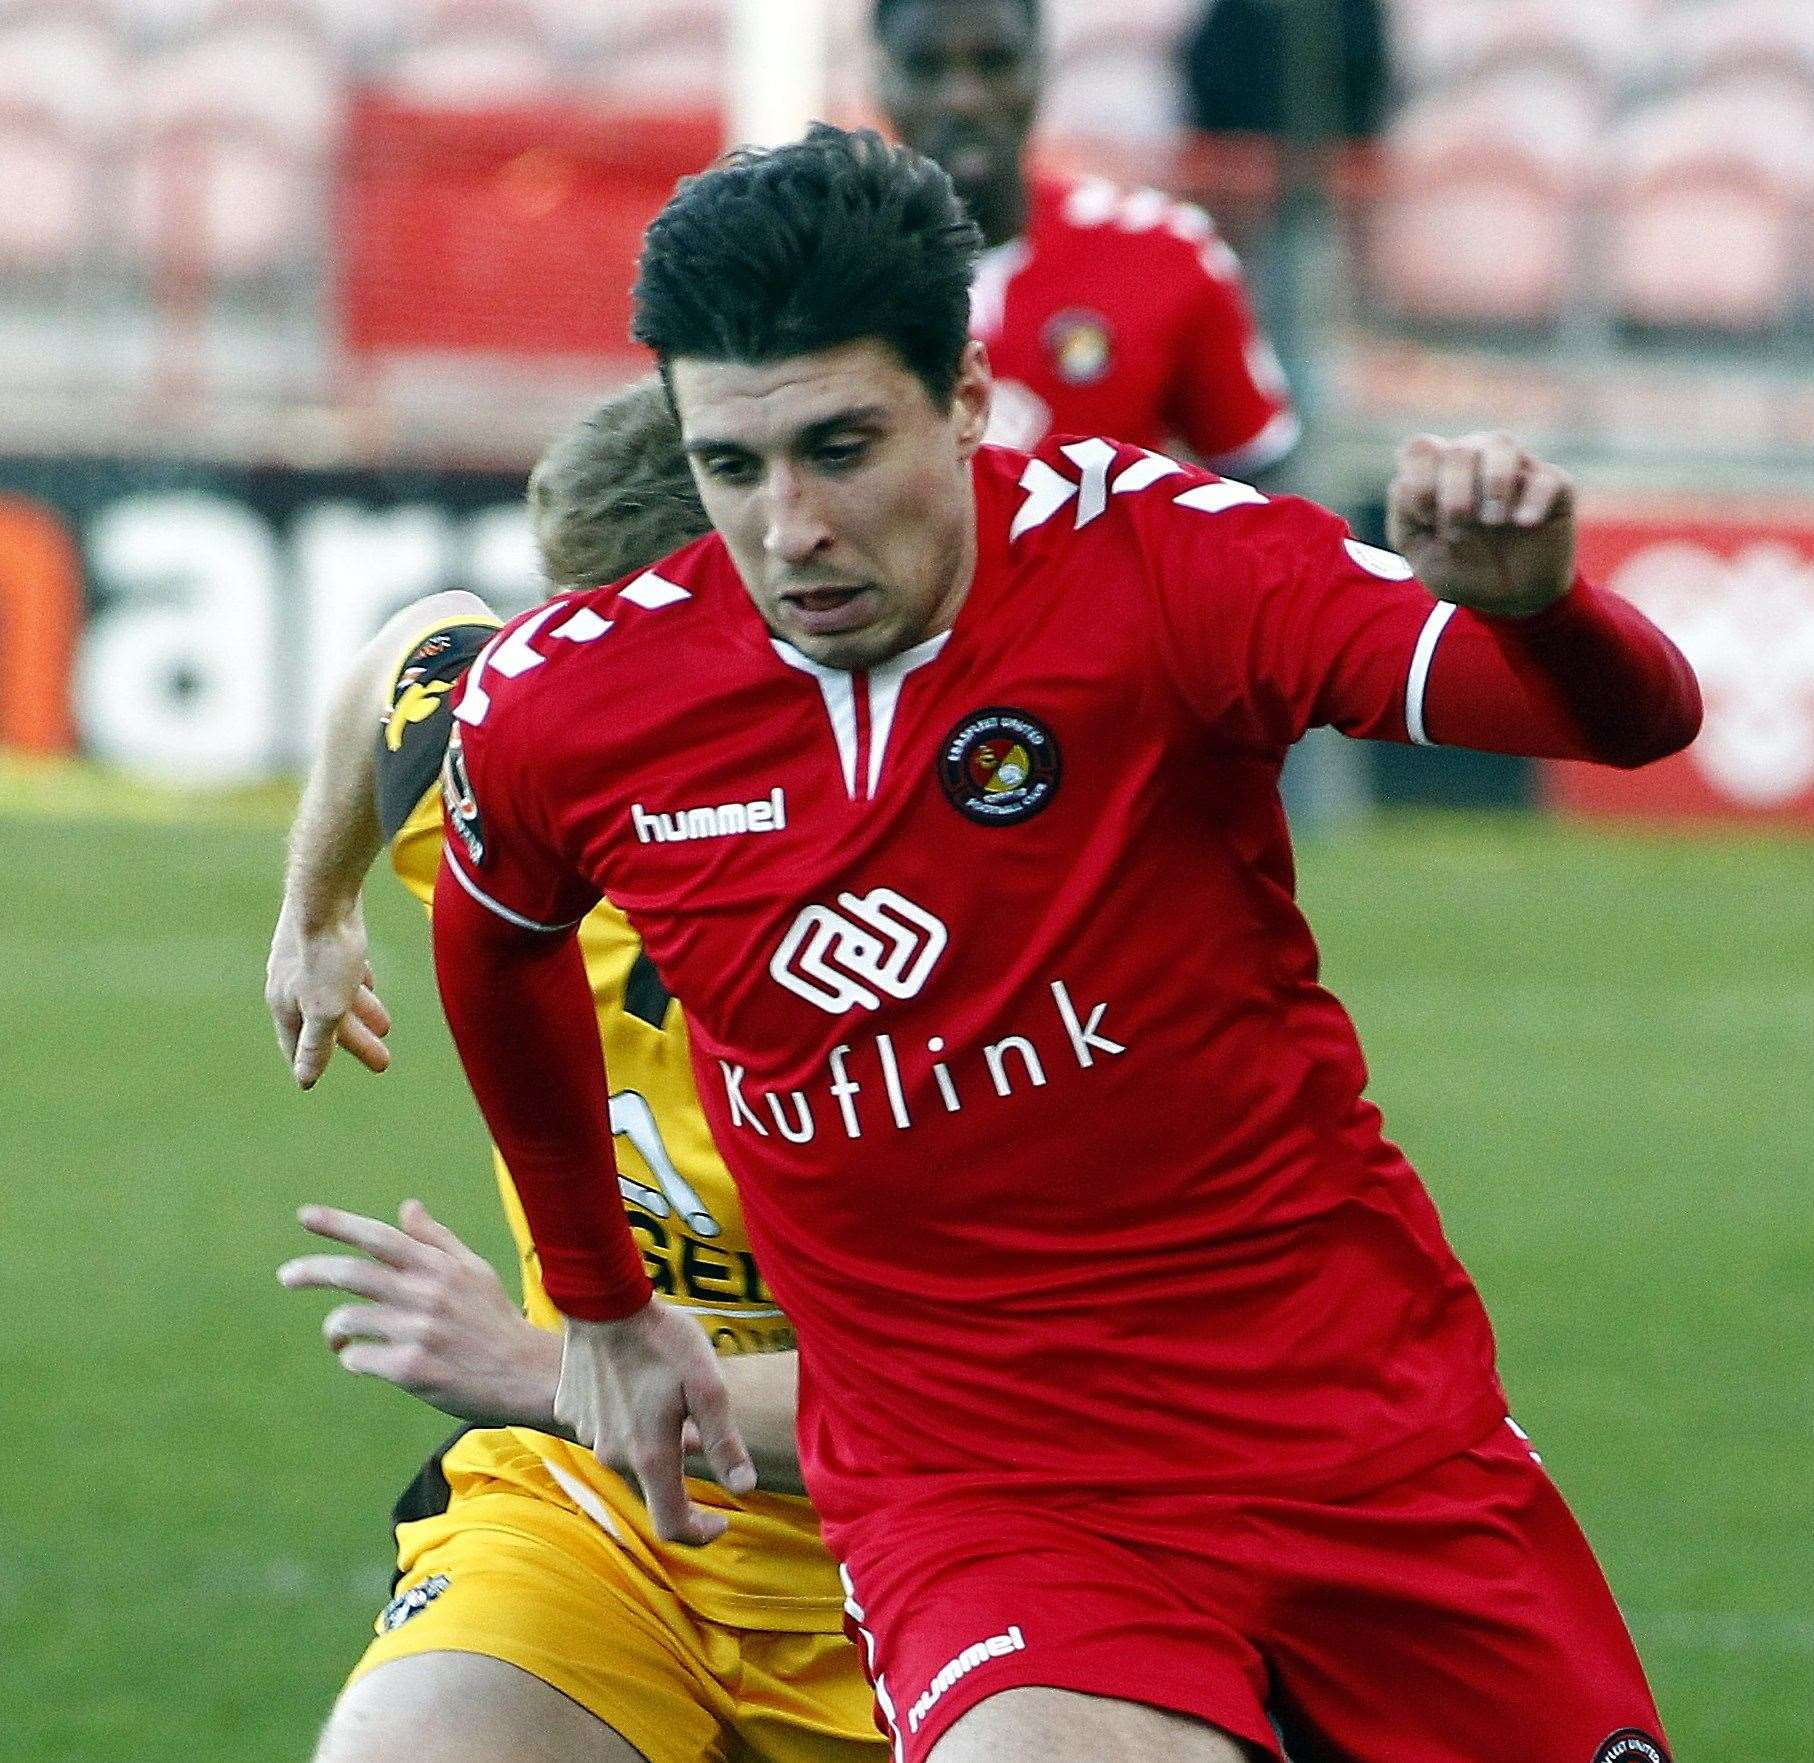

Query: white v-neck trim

[772,631,952,800]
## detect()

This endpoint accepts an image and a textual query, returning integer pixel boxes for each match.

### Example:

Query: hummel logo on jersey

[632,787,787,845]
[770,888,948,1015]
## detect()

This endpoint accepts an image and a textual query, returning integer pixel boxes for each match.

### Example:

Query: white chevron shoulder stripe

[1009,440,1262,540]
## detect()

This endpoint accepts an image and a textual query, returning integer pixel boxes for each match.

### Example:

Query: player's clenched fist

[557,1302,757,1547]
[1387,431,1576,619]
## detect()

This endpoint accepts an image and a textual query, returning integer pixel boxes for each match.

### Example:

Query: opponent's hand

[279,1200,562,1428]
[556,1304,757,1545]
[266,896,392,1088]
[1388,432,1576,618]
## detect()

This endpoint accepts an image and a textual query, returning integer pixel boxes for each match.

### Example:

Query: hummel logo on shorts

[906,1625,1027,1732]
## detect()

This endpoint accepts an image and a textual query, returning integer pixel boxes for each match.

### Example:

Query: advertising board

[1557,503,1814,824]
[0,458,541,783]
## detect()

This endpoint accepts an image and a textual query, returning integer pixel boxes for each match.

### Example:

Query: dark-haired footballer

[873,0,1299,470]
[433,126,1695,1763]
[268,380,888,1763]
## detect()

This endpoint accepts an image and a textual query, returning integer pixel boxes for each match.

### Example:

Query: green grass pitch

[1,795,1808,1759]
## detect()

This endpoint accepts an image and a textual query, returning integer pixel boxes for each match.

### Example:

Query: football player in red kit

[430,129,1694,1763]
[872,0,1298,469]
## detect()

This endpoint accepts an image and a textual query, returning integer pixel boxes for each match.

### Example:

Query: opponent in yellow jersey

[270,381,884,1763]
[375,609,844,1629]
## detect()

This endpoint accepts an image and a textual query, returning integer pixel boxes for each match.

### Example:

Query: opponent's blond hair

[527,376,710,592]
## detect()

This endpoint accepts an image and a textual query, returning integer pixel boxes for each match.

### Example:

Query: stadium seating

[1659,0,1814,109]
[1044,0,1194,142]
[0,4,122,274]
[387,1,564,103]
[0,1,126,131]
[0,108,97,275]
[1603,88,1812,332]
[1370,0,1814,328]
[0,0,1810,385]
[1368,82,1594,326]
[1395,0,1645,98]
[122,4,340,283]
[129,6,340,140]
[586,0,726,105]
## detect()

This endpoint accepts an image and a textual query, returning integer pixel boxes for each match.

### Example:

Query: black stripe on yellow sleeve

[624,950,675,1029]
[375,620,499,841]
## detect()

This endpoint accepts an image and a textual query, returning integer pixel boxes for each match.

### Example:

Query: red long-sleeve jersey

[973,176,1298,472]
[433,439,1699,1537]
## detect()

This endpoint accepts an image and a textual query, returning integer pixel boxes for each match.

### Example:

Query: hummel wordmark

[631,787,787,845]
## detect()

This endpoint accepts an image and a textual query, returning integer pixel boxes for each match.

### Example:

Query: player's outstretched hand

[266,896,392,1088]
[557,1303,757,1546]
[279,1200,561,1428]
[1387,431,1576,619]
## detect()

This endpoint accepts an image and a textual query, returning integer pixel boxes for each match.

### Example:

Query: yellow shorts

[348,1431,885,1763]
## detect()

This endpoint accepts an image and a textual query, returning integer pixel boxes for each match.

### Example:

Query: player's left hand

[1388,431,1576,618]
[557,1302,757,1546]
[266,895,393,1088]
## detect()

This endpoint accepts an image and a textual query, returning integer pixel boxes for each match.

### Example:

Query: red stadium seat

[387,0,564,104]
[1603,90,1811,332]
[337,93,723,366]
[1044,0,1192,142]
[0,104,98,275]
[1367,86,1592,326]
[126,116,318,281]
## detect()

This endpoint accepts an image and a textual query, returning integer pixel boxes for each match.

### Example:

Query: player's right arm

[1164,219,1300,481]
[267,589,494,1087]
[432,612,756,1540]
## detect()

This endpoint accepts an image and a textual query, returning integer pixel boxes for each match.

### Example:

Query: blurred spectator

[1180,0,1391,140]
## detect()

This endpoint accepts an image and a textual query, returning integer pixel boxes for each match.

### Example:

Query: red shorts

[834,1423,1667,1763]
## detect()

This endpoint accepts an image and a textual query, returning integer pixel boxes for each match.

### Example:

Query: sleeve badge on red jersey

[440,723,485,864]
[938,708,1061,826]
[1043,308,1114,386]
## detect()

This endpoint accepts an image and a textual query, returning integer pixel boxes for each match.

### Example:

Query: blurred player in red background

[872,0,1299,471]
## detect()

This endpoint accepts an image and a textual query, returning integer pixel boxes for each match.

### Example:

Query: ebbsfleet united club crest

[1043,308,1113,385]
[938,708,1061,825]
[1592,1732,1670,1763]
